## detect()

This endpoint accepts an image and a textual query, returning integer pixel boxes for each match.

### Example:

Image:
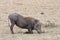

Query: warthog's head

[34,20,41,34]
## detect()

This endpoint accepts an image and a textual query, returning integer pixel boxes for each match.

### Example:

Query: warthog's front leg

[25,25,33,34]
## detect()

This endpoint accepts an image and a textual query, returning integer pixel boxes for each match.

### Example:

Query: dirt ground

[0,13,60,40]
[0,0,60,40]
[0,24,60,40]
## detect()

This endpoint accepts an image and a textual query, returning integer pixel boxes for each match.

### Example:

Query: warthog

[8,13,41,34]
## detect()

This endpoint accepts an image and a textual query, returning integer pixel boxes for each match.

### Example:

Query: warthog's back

[8,13,27,27]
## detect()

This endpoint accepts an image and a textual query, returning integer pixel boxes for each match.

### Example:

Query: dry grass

[0,0,60,40]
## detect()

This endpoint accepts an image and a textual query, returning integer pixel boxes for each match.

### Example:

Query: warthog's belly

[15,21,28,29]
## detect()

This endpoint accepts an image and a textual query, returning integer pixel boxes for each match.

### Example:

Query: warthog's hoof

[24,32,33,34]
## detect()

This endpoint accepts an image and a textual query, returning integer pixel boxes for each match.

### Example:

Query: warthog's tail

[8,18,11,27]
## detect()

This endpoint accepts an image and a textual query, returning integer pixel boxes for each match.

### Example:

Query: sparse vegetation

[42,21,57,27]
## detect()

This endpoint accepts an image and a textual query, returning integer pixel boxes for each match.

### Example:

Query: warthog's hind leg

[10,20,15,34]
